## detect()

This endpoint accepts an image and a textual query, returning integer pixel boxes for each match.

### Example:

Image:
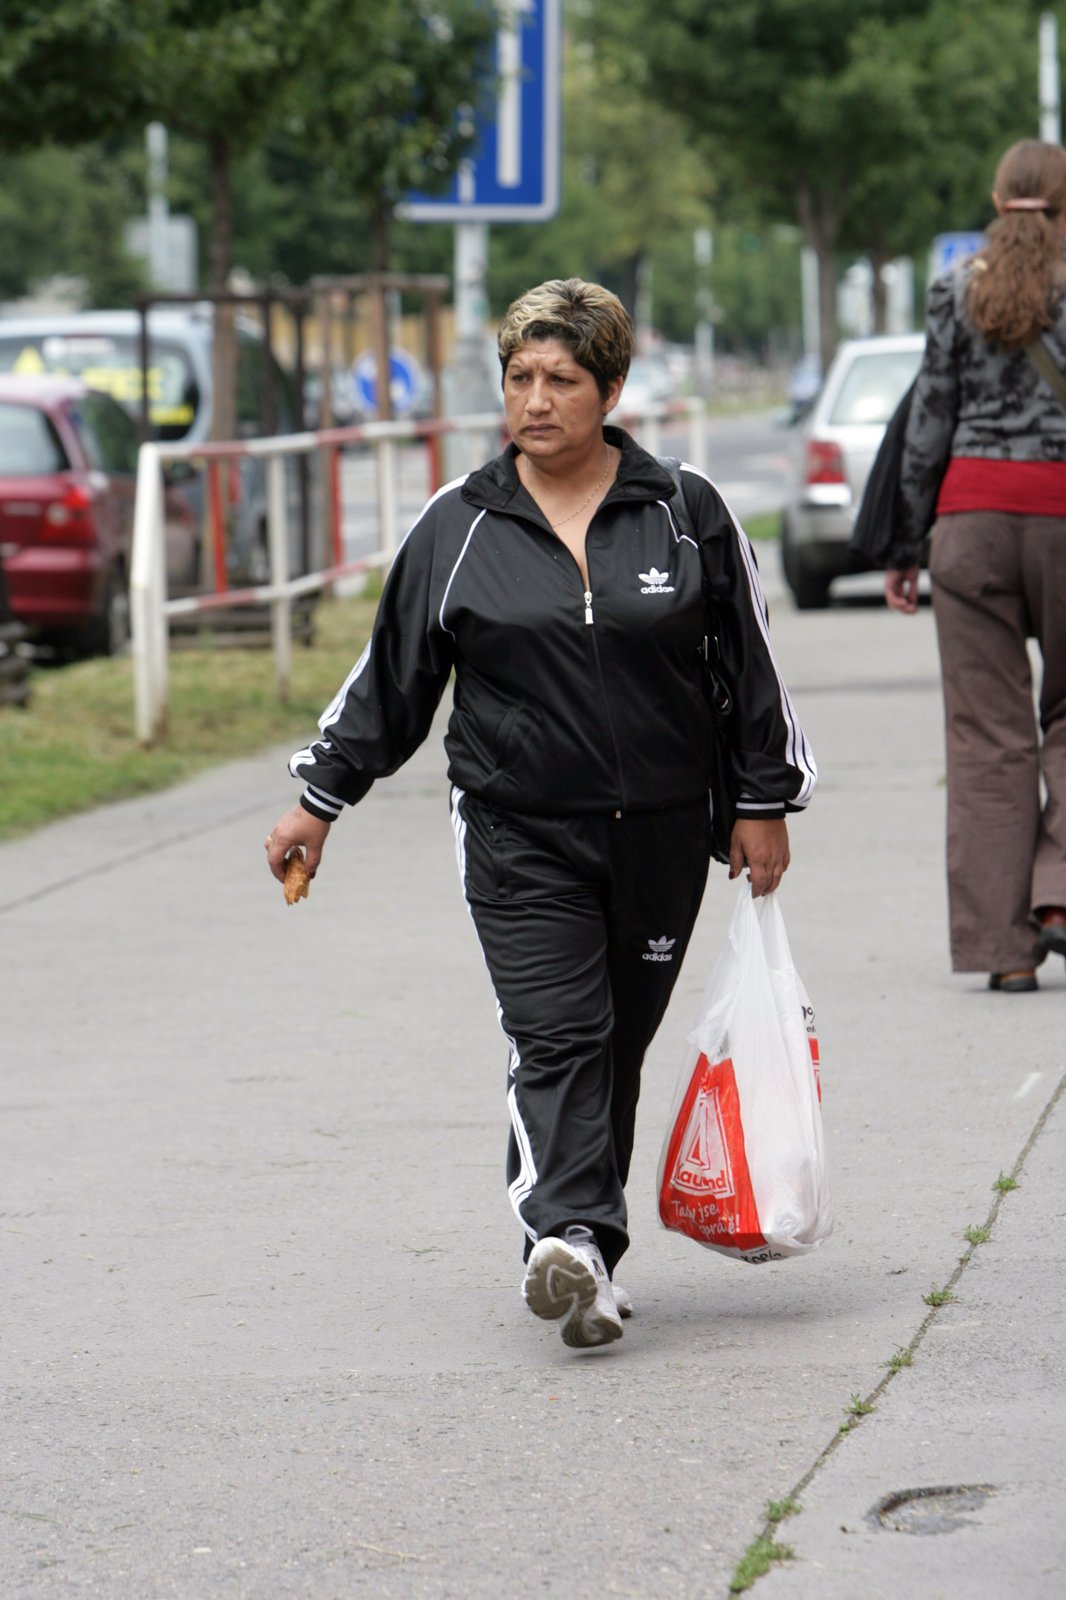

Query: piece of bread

[283,849,310,905]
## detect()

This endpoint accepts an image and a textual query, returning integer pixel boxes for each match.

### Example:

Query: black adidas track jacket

[291,428,816,824]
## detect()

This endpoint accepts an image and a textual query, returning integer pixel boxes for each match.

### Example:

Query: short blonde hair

[497,278,633,397]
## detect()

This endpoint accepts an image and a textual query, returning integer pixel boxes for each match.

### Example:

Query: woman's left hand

[729,818,790,897]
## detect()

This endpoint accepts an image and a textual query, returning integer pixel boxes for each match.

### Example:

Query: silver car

[780,333,925,608]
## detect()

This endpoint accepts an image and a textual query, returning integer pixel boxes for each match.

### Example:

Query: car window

[0,402,69,473]
[827,349,923,426]
[75,392,139,474]
[0,332,202,441]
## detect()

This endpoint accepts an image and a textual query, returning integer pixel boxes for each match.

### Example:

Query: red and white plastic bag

[657,884,833,1262]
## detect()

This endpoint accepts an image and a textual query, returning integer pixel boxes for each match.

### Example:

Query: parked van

[0,307,301,593]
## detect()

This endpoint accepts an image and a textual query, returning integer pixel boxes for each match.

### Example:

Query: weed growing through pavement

[886,1347,914,1370]
[965,1224,992,1246]
[846,1394,875,1417]
[729,1533,795,1593]
[766,1497,800,1524]
[993,1171,1019,1193]
[923,1285,956,1307]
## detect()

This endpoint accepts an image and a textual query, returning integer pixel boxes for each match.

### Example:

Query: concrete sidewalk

[3,552,1064,1598]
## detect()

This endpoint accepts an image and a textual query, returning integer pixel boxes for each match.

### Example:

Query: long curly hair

[967,140,1066,348]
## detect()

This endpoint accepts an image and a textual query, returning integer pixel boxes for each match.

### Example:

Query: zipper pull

[584,589,594,625]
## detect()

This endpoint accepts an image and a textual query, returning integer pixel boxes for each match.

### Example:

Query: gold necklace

[524,448,613,528]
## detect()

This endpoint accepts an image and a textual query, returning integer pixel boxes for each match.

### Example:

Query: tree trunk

[371,206,391,274]
[869,250,888,334]
[208,133,237,447]
[796,181,844,375]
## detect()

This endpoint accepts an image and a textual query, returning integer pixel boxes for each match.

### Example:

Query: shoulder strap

[658,456,732,716]
[657,454,696,540]
[1025,337,1066,406]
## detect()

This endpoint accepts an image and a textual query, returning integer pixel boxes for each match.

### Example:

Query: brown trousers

[929,511,1066,973]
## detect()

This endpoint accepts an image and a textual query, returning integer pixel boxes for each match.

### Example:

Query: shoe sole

[522,1240,623,1348]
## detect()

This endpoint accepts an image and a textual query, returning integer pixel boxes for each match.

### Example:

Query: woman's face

[503,337,623,466]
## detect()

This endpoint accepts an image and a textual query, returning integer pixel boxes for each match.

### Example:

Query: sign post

[400,0,562,459]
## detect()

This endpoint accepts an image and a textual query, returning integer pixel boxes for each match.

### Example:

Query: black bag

[848,379,916,568]
[659,456,735,865]
[851,336,1066,569]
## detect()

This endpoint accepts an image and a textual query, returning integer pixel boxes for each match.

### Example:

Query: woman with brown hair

[886,139,1066,992]
[265,278,815,1348]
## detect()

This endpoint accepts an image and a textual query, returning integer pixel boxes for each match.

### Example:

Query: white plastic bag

[657,884,833,1262]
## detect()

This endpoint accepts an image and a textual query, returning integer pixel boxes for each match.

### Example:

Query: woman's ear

[603,375,624,415]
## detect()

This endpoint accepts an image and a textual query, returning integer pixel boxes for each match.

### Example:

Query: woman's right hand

[265,806,331,884]
[885,566,920,614]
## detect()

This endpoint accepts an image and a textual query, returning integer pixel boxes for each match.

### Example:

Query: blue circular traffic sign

[352,349,422,417]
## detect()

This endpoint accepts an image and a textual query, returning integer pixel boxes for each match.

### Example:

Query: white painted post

[267,452,291,702]
[130,442,167,744]
[1040,13,1061,142]
[378,436,400,559]
[687,400,706,475]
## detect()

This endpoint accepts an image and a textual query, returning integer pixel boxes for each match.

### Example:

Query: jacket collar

[460,425,678,514]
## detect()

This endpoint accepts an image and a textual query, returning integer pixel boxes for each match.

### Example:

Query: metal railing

[130,399,706,744]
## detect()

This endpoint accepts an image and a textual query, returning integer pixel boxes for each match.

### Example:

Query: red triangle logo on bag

[659,1054,766,1252]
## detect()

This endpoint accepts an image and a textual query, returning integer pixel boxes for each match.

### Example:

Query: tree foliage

[289,0,496,269]
[0,1,151,150]
[587,0,1044,365]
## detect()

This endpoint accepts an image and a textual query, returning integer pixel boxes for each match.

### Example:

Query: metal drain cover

[868,1484,995,1535]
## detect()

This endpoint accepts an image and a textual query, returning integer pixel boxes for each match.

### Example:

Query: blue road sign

[352,349,422,417]
[399,0,561,223]
[929,232,987,280]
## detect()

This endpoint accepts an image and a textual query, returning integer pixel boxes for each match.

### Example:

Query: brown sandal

[988,970,1038,993]
[1037,908,1066,960]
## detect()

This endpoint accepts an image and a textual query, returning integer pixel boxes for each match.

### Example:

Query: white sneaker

[613,1283,633,1319]
[521,1228,623,1348]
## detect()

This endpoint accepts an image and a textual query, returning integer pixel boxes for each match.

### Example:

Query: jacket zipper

[584,588,594,624]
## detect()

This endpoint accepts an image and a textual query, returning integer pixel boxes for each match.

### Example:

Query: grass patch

[993,1172,1019,1194]
[0,591,379,842]
[923,1285,956,1307]
[743,510,781,543]
[729,1534,795,1593]
[845,1393,875,1417]
[886,1347,914,1371]
[964,1224,992,1246]
[766,1496,800,1524]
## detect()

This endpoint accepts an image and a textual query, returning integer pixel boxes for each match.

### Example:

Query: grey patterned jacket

[894,263,1066,565]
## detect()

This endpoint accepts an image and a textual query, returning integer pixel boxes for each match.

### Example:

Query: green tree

[0,2,154,303]
[290,0,496,272]
[588,0,1042,367]
[0,1,150,149]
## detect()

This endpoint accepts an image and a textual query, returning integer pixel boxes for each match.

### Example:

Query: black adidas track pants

[451,789,710,1276]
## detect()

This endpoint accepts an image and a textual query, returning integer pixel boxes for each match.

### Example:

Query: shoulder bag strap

[1025,336,1066,406]
[657,455,733,719]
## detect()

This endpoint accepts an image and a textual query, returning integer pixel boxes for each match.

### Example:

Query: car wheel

[83,567,131,657]
[781,523,831,611]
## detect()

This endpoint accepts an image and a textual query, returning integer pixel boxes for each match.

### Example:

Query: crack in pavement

[723,1068,1066,1596]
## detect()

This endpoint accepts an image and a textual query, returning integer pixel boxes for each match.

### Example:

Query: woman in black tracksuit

[266,279,816,1350]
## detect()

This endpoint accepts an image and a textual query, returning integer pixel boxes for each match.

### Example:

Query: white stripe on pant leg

[503,1018,538,1244]
[449,784,468,879]
[449,785,538,1244]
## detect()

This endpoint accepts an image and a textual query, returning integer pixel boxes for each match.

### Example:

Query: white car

[780,333,925,609]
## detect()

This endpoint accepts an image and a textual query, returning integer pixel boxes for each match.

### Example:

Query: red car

[0,375,141,655]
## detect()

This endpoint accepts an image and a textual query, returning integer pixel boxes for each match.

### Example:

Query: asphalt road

[3,544,1064,1597]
